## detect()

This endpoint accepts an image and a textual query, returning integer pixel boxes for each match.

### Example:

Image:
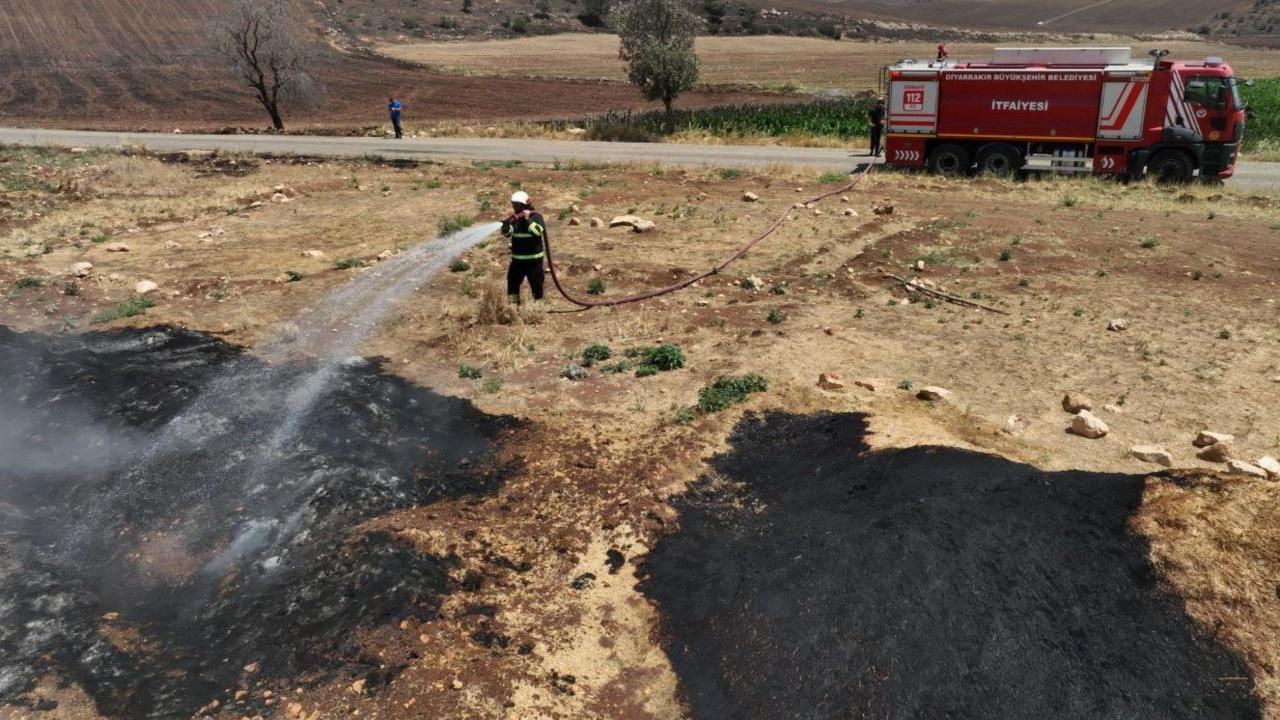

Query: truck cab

[1152,58,1247,180]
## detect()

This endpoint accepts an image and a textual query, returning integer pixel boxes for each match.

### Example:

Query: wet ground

[641,412,1261,720]
[0,326,515,718]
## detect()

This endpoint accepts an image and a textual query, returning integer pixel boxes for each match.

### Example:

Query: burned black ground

[641,412,1260,720]
[0,326,516,718]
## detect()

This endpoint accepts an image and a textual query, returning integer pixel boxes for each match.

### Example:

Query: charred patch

[640,411,1260,719]
[0,325,516,718]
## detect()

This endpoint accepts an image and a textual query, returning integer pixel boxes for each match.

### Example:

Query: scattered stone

[742,191,759,202]
[1102,403,1123,414]
[914,260,925,272]
[1196,442,1234,463]
[1070,410,1109,439]
[103,242,130,253]
[792,202,807,209]
[1227,459,1268,478]
[794,187,803,193]
[822,326,835,336]
[196,699,220,715]
[198,231,212,239]
[916,386,952,402]
[135,280,159,295]
[842,208,858,217]
[301,249,324,258]
[589,217,605,228]
[567,127,587,135]
[69,261,93,278]
[1107,318,1129,331]
[1003,414,1028,434]
[69,147,87,154]
[234,690,249,702]
[248,201,263,209]
[286,702,304,718]
[872,199,894,215]
[570,572,596,590]
[567,217,581,226]
[451,679,463,691]
[840,195,849,202]
[350,679,366,695]
[377,249,394,260]
[271,192,291,204]
[1193,430,1234,448]
[813,209,824,216]
[817,373,845,391]
[242,662,259,675]
[1061,392,1092,414]
[609,215,654,232]
[1130,445,1173,467]
[1256,456,1280,479]
[742,275,763,290]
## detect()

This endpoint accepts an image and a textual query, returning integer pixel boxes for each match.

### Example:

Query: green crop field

[551,98,875,142]
[1242,78,1280,152]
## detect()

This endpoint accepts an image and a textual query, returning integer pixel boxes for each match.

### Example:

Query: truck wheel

[976,144,1022,178]
[927,144,971,176]
[1147,150,1194,184]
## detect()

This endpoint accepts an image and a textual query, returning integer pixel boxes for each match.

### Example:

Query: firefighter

[501,191,546,303]
[868,99,885,157]
[936,43,949,62]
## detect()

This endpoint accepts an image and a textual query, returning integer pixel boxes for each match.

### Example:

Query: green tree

[614,0,701,133]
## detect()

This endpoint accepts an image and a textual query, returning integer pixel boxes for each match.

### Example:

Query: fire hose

[535,161,877,309]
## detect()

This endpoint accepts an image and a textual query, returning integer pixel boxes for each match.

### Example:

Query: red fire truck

[882,47,1247,182]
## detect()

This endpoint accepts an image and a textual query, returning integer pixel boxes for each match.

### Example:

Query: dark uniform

[502,210,546,302]
[868,101,885,157]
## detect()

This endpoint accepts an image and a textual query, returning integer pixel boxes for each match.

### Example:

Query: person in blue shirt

[388,97,403,139]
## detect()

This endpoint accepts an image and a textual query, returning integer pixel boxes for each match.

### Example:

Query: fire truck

[882,47,1247,182]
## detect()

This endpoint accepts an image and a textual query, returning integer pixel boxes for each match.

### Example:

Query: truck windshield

[1185,75,1228,109]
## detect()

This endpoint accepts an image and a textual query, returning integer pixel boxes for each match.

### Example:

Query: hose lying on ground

[542,162,877,309]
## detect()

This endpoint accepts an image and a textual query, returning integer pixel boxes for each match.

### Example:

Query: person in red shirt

[937,43,949,62]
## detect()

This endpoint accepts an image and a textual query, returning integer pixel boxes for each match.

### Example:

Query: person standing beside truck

[868,99,885,157]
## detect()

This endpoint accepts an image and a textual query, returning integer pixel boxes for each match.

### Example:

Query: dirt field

[2,147,1280,718]
[0,0,784,131]
[377,35,1280,93]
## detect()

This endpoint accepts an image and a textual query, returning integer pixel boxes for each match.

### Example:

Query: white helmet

[510,191,530,205]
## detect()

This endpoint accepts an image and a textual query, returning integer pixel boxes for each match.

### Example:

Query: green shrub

[89,296,154,325]
[818,172,848,184]
[481,377,502,393]
[601,360,634,374]
[285,271,303,282]
[14,277,42,288]
[1140,237,1160,249]
[557,99,875,140]
[718,168,742,179]
[641,343,685,371]
[635,364,659,378]
[696,374,768,413]
[459,364,483,379]
[334,258,366,270]
[587,278,606,295]
[673,406,698,425]
[767,309,787,324]
[439,214,474,236]
[561,363,588,380]
[449,258,471,273]
[62,282,80,296]
[581,344,612,366]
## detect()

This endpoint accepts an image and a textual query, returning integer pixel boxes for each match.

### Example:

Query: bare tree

[614,0,701,133]
[212,0,320,131]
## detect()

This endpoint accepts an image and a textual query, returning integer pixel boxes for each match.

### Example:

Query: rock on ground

[872,199,894,215]
[1071,410,1109,439]
[1255,456,1280,479]
[1062,392,1092,414]
[742,191,759,202]
[104,243,130,253]
[1130,445,1173,467]
[1107,318,1129,331]
[817,373,845,391]
[854,378,880,392]
[567,217,581,226]
[589,217,605,228]
[69,261,93,278]
[135,280,158,295]
[916,386,952,402]
[609,215,655,232]
[1196,442,1234,463]
[1193,430,1234,448]
[1227,460,1268,478]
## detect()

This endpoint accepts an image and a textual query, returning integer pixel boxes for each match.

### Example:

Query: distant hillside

[1197,0,1280,41]
[314,0,1249,42]
[0,0,780,129]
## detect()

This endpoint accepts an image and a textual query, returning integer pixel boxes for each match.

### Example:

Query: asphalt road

[3,127,1278,192]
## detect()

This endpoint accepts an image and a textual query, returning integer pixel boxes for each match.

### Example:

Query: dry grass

[377,34,1280,94]
[1134,472,1280,718]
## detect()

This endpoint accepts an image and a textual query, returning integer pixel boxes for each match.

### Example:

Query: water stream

[0,222,509,716]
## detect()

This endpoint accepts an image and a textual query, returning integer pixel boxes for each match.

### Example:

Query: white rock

[1227,459,1268,478]
[1071,410,1109,439]
[742,191,759,202]
[103,242,130,253]
[589,217,605,228]
[1102,403,1123,414]
[1255,456,1280,479]
[914,260,925,271]
[842,208,859,217]
[1130,445,1173,467]
[301,249,325,258]
[567,127,587,135]
[165,240,182,250]
[197,231,212,239]
[813,209,824,216]
[742,275,763,290]
[840,195,850,202]
[271,193,291,204]
[135,280,158,295]
[1107,318,1129,331]
[609,214,649,229]
[916,386,952,401]
[1194,430,1234,448]
[1003,414,1028,434]
[69,261,93,278]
